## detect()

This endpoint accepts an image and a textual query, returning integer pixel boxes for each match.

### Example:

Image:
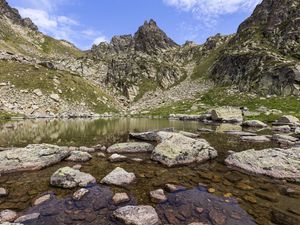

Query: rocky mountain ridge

[0,0,299,117]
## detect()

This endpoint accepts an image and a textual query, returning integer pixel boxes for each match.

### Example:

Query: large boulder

[113,205,160,225]
[100,167,136,187]
[151,132,217,167]
[225,148,300,182]
[50,167,96,188]
[107,142,154,153]
[211,107,243,123]
[0,144,70,173]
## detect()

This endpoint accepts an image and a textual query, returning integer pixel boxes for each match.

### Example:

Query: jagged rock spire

[133,19,179,54]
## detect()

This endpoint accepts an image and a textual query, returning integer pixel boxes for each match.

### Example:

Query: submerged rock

[107,142,154,153]
[211,107,243,123]
[165,184,187,192]
[156,188,256,225]
[0,210,17,222]
[73,188,89,200]
[112,193,130,205]
[50,167,96,188]
[33,194,51,206]
[150,189,167,203]
[240,135,270,142]
[0,187,8,196]
[113,205,160,225]
[100,167,136,187]
[65,151,92,162]
[14,213,40,223]
[151,132,217,167]
[0,144,70,173]
[109,154,127,162]
[225,148,300,182]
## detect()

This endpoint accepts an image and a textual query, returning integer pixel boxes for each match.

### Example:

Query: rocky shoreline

[0,116,300,224]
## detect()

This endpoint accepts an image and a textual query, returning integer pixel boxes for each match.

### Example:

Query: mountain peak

[0,0,38,31]
[133,19,178,54]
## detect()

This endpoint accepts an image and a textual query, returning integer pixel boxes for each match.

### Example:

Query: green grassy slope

[0,61,118,114]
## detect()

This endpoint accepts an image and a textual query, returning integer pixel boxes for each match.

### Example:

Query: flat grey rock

[0,144,70,173]
[225,147,300,182]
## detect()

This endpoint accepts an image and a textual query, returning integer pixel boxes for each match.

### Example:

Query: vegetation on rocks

[0,61,118,114]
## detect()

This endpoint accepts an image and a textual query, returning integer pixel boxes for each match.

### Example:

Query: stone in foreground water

[226,147,300,182]
[50,167,96,188]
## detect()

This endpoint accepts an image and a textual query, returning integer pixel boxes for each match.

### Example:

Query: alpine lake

[0,118,299,225]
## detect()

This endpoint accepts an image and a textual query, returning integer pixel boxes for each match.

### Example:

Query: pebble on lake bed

[0,187,8,196]
[112,193,130,205]
[73,188,89,200]
[109,153,127,162]
[33,194,51,206]
[150,189,167,203]
[0,209,17,222]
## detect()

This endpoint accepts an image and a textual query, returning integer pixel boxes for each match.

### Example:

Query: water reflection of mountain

[0,118,200,147]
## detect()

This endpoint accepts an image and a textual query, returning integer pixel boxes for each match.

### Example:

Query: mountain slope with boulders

[0,0,299,118]
[211,0,300,96]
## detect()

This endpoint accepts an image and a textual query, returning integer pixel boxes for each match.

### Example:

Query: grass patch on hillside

[192,50,220,80]
[40,36,83,58]
[134,79,158,102]
[0,61,117,114]
[147,86,300,122]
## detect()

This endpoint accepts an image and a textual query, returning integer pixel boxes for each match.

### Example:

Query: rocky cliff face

[211,0,300,96]
[237,0,299,58]
[0,0,37,30]
[88,19,186,101]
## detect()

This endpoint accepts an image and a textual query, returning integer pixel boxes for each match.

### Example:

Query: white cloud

[18,7,79,41]
[163,0,262,26]
[18,8,57,30]
[16,3,107,50]
[26,0,71,11]
[93,36,109,45]
[57,16,79,26]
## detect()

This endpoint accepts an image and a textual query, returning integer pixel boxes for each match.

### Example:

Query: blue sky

[7,0,262,50]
